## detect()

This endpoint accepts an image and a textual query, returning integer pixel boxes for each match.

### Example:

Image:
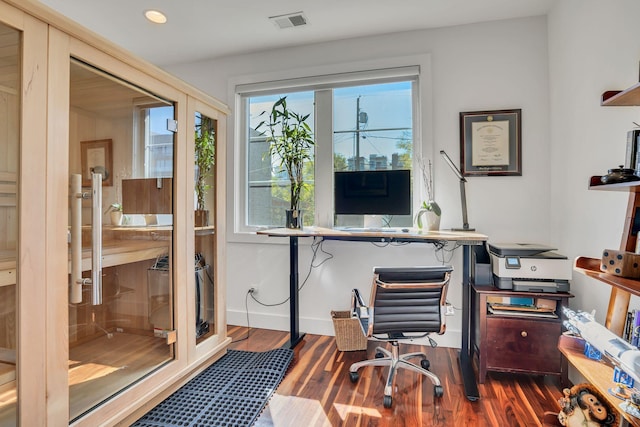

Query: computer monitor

[334,169,411,216]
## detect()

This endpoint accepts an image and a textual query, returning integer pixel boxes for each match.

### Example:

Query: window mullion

[314,89,334,228]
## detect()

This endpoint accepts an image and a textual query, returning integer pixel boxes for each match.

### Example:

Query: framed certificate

[459,109,521,176]
[81,139,113,186]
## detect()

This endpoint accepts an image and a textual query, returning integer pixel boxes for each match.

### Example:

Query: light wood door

[67,59,177,422]
[0,18,20,427]
[188,97,228,362]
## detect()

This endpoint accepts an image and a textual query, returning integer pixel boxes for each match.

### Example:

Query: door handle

[69,173,103,305]
[70,174,85,304]
[91,172,103,305]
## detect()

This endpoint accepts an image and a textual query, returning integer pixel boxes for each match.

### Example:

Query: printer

[488,242,571,293]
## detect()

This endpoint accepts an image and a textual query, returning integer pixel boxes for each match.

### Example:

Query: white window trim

[227,54,433,244]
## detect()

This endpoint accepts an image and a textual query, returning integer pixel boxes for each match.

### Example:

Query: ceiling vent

[269,12,308,29]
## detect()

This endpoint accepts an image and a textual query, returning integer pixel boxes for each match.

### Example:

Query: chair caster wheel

[420,359,430,370]
[375,352,384,359]
[434,385,444,398]
[349,371,359,383]
[383,395,393,408]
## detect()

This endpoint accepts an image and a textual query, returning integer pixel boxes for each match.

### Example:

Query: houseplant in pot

[415,158,441,230]
[105,202,123,226]
[194,115,215,227]
[260,96,314,229]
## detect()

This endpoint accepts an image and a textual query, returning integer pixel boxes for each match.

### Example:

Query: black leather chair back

[370,266,452,337]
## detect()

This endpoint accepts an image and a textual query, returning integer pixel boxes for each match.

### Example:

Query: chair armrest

[351,288,369,318]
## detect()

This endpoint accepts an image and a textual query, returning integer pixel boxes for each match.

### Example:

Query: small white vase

[416,207,441,231]
[425,210,441,231]
[110,211,123,226]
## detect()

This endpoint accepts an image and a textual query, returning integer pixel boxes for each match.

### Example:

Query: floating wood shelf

[574,256,640,296]
[589,176,640,191]
[602,82,640,106]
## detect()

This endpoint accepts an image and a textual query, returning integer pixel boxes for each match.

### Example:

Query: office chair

[349,265,453,408]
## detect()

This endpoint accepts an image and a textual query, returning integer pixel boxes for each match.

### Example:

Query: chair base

[349,341,443,408]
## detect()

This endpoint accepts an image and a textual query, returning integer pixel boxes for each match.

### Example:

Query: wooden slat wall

[122,178,173,214]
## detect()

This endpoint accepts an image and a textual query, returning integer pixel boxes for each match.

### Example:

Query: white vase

[416,207,441,231]
[425,210,441,231]
[110,211,123,226]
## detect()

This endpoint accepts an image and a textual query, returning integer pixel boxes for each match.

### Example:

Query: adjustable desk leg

[459,244,480,401]
[284,235,305,348]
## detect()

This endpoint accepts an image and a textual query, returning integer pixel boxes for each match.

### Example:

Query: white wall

[548,0,640,324]
[167,16,551,348]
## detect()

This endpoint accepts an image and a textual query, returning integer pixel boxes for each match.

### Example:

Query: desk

[257,226,487,401]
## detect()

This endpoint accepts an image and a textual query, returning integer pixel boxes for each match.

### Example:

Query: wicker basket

[331,310,367,351]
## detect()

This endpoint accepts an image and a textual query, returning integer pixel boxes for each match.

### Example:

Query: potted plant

[194,115,215,226]
[105,202,123,226]
[260,97,314,229]
[415,158,441,230]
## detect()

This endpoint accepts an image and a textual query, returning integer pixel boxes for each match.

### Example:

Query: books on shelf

[623,309,640,346]
[486,297,558,319]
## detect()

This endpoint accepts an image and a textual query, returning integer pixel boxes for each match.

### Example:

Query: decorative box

[601,249,640,279]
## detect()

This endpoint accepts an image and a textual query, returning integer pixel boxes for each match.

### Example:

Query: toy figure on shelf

[620,391,640,420]
[556,384,618,426]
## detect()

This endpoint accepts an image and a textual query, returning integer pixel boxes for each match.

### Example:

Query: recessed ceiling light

[144,10,167,24]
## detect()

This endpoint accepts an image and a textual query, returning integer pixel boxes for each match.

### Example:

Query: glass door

[67,60,175,421]
[194,112,217,344]
[0,21,20,426]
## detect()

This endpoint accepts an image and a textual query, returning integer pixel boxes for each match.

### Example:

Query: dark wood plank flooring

[228,326,564,427]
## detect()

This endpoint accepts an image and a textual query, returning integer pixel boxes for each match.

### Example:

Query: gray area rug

[131,348,294,427]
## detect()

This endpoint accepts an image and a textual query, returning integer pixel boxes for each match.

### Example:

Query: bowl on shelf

[600,166,640,184]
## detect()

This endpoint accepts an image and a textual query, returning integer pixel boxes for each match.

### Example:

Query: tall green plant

[260,97,314,211]
[195,115,215,211]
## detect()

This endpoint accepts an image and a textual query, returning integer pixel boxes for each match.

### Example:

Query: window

[333,82,413,228]
[237,66,419,231]
[134,104,174,178]
[247,93,315,228]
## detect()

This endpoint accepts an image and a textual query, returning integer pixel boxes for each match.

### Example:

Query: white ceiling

[38,0,556,66]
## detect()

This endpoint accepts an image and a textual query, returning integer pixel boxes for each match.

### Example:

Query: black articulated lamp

[440,150,474,231]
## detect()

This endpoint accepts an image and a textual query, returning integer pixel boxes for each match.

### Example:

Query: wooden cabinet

[0,1,231,425]
[473,285,571,385]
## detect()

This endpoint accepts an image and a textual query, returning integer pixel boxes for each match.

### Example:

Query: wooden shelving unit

[559,81,640,426]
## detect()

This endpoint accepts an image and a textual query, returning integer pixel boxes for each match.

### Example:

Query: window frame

[133,102,175,179]
[229,55,432,241]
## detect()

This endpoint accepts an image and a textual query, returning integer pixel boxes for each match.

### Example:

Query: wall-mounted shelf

[602,82,640,106]
[589,176,640,191]
[574,256,640,296]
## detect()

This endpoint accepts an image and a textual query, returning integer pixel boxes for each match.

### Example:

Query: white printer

[488,242,571,293]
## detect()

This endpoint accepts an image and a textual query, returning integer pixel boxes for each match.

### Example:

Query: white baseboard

[227,309,462,349]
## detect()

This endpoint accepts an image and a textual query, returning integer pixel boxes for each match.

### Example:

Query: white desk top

[257,226,487,243]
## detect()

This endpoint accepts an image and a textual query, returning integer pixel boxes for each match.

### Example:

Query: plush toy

[556,384,619,427]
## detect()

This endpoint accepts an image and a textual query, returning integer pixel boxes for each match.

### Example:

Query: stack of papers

[486,296,558,318]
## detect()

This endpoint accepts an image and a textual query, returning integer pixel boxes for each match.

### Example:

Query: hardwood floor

[228,325,564,427]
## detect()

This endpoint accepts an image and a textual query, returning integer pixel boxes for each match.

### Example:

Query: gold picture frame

[80,139,113,186]
[459,109,522,176]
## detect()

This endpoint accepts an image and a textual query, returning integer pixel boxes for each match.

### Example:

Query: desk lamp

[440,150,474,231]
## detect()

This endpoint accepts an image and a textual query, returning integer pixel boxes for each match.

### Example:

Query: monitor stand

[364,215,383,229]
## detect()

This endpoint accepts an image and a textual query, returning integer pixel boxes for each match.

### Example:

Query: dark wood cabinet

[472,284,572,385]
